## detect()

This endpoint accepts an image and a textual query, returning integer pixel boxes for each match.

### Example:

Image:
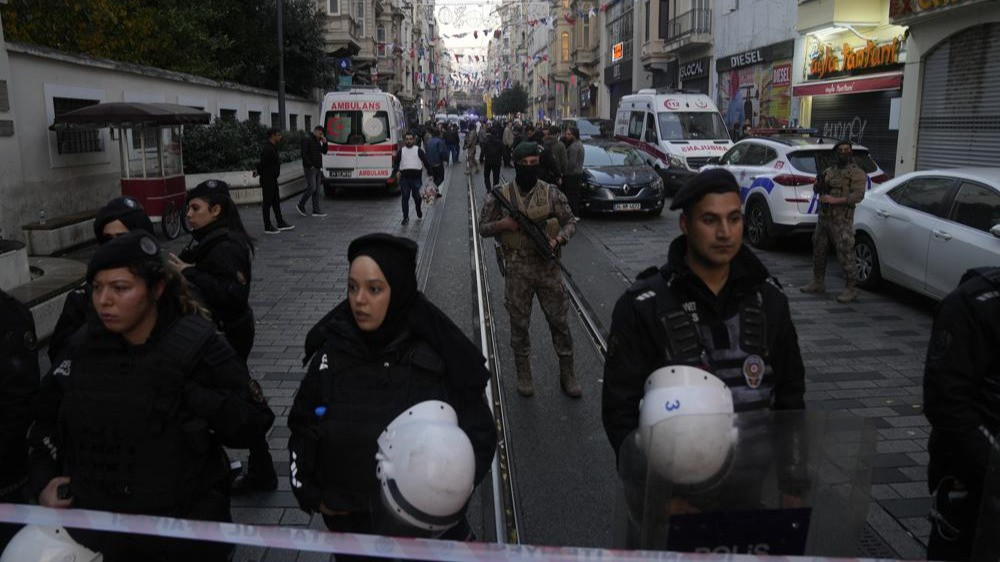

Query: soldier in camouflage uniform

[801,140,868,303]
[479,141,580,398]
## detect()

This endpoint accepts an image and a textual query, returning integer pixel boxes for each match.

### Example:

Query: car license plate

[614,203,642,211]
[328,169,353,178]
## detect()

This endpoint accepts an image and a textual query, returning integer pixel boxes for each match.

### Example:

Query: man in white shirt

[392,132,431,225]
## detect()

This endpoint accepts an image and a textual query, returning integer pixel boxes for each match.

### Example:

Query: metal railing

[667,8,712,40]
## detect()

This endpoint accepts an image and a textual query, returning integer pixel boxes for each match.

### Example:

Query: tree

[1,0,329,96]
[492,83,529,116]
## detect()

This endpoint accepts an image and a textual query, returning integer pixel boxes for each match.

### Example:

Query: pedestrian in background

[480,129,504,191]
[464,126,480,176]
[288,234,496,556]
[253,128,294,234]
[425,127,448,196]
[923,267,1000,561]
[478,142,580,398]
[799,140,867,303]
[391,132,431,225]
[563,126,585,216]
[444,124,461,165]
[29,231,272,562]
[49,196,155,362]
[542,125,568,182]
[297,125,329,218]
[502,121,514,167]
[0,289,39,550]
[168,179,277,495]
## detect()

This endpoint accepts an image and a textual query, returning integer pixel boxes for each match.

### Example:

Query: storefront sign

[728,50,762,70]
[716,40,795,73]
[808,38,903,80]
[792,72,903,96]
[679,57,710,81]
[890,0,988,21]
[772,63,791,87]
[612,42,623,62]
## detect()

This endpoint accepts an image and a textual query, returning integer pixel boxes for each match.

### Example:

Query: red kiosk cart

[49,102,211,239]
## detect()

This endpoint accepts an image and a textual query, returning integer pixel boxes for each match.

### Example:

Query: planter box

[0,240,31,291]
[21,210,97,257]
[186,160,306,205]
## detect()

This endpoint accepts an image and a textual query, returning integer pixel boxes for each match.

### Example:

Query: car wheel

[745,199,776,249]
[161,201,182,240]
[853,234,882,289]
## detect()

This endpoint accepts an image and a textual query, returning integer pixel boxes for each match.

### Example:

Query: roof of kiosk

[49,102,211,130]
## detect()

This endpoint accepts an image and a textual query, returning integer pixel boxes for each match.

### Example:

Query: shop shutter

[811,90,898,176]
[917,23,1000,170]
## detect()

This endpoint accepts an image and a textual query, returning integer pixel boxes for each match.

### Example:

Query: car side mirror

[991,224,1000,239]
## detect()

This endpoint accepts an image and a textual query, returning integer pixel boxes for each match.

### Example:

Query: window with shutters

[561,32,570,62]
[53,97,103,154]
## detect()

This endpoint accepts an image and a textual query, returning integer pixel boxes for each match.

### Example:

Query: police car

[705,134,889,248]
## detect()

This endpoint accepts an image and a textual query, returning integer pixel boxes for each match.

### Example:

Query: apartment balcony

[662,8,712,52]
[572,43,599,69]
[322,14,363,58]
[641,38,675,68]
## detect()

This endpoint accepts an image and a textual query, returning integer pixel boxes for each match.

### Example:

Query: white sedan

[853,168,1000,300]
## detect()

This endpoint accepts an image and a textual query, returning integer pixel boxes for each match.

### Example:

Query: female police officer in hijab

[166,179,276,494]
[288,233,496,547]
[48,196,155,362]
[26,231,273,562]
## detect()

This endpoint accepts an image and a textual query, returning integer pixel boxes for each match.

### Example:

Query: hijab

[347,233,419,354]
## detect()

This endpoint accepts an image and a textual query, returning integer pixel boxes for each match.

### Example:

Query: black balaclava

[347,233,418,354]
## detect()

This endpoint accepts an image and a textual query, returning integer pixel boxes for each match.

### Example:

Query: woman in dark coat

[288,233,496,549]
[167,180,276,493]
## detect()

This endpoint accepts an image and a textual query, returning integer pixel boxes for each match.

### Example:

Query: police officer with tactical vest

[479,141,581,398]
[0,289,39,550]
[923,267,1000,561]
[800,140,868,304]
[602,169,806,459]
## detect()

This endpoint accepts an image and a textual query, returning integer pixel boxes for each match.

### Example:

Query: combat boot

[559,356,582,399]
[799,280,826,294]
[514,355,534,397]
[837,282,858,303]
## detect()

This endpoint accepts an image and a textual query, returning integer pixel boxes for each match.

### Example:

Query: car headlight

[651,177,664,192]
[667,155,685,169]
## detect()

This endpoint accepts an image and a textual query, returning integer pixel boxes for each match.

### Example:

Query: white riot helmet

[376,401,476,532]
[637,365,738,486]
[1,526,103,562]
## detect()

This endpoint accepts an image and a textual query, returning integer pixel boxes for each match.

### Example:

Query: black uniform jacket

[26,308,271,512]
[49,286,91,363]
[924,268,1000,493]
[288,301,496,514]
[301,135,329,169]
[602,236,806,457]
[0,290,39,494]
[179,222,252,325]
[256,141,281,180]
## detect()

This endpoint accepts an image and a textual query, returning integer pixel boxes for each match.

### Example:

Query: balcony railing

[667,8,712,41]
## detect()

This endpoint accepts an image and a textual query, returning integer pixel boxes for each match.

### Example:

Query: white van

[614,89,733,193]
[320,88,406,195]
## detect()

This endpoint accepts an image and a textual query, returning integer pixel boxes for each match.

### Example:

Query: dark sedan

[580,140,666,215]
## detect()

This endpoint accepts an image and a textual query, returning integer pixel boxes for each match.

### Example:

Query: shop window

[950,182,1000,233]
[53,97,102,154]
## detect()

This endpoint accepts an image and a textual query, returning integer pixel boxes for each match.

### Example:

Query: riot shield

[615,410,874,557]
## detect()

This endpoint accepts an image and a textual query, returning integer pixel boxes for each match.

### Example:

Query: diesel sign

[679,57,710,81]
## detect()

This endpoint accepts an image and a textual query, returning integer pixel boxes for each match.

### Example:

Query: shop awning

[49,102,211,130]
[792,72,903,97]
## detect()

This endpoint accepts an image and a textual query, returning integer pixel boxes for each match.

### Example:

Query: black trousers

[483,162,501,190]
[261,177,285,229]
[563,174,582,215]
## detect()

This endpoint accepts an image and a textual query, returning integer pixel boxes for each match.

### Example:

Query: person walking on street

[288,234,496,556]
[923,267,1000,561]
[168,180,278,495]
[543,125,568,182]
[444,124,461,165]
[253,128,294,234]
[481,130,504,190]
[563,127,585,216]
[297,126,329,218]
[799,140,867,303]
[391,132,431,226]
[425,128,448,196]
[502,121,515,167]
[464,126,480,176]
[601,169,806,459]
[478,142,581,398]
[28,231,273,562]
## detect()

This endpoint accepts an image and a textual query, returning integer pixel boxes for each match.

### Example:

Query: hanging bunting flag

[589,7,597,17]
[474,30,479,38]
[564,14,576,24]
[494,29,502,39]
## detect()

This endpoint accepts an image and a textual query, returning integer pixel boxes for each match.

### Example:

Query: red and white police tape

[0,503,892,561]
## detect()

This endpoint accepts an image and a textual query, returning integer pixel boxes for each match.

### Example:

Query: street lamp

[277,0,287,130]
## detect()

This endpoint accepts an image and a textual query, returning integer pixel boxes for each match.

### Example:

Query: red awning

[792,72,903,97]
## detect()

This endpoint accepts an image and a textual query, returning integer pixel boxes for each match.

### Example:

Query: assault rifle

[489,183,572,278]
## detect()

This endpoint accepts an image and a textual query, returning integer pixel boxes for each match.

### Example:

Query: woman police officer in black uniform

[27,231,272,561]
[49,196,156,362]
[288,233,497,546]
[166,179,277,493]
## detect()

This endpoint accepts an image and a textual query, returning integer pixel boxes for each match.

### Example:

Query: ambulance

[614,89,733,193]
[320,88,406,195]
